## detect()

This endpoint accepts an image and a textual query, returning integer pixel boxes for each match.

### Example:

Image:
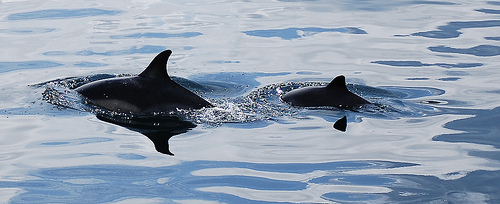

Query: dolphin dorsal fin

[139,50,172,79]
[327,75,347,90]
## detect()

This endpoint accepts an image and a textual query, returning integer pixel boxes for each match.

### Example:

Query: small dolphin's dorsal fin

[327,75,347,90]
[139,50,172,79]
[333,116,347,132]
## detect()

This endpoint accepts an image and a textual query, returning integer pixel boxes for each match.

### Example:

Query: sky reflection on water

[0,160,413,203]
[1,0,500,203]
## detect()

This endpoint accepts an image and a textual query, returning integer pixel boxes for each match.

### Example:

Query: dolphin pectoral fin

[333,116,347,132]
[138,50,172,79]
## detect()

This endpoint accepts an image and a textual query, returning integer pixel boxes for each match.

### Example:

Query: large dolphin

[75,50,213,114]
[281,75,370,109]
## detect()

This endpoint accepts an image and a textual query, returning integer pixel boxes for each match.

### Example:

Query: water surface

[1,0,500,203]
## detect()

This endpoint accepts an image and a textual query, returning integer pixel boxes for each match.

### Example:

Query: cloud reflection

[412,20,500,39]
[0,160,414,203]
[372,60,483,68]
[0,61,63,73]
[110,32,203,39]
[244,27,366,40]
[428,45,500,57]
[8,8,122,20]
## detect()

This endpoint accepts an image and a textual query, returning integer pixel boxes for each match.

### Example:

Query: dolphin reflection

[97,114,196,156]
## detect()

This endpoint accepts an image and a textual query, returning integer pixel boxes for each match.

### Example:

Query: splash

[36,74,442,127]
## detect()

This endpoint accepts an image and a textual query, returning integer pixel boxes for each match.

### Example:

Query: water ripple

[0,61,63,73]
[7,8,122,20]
[372,60,483,68]
[244,27,367,40]
[411,20,500,39]
[73,62,108,67]
[434,107,500,156]
[43,45,167,56]
[0,28,56,34]
[109,32,203,39]
[475,8,500,14]
[75,45,167,56]
[428,45,500,57]
[0,160,414,203]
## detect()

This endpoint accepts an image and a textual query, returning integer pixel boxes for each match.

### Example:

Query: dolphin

[75,50,213,114]
[281,75,370,109]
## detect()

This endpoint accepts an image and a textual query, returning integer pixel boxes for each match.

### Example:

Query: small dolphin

[75,50,213,114]
[281,75,370,108]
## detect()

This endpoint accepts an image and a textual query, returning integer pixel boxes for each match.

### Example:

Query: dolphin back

[75,50,213,114]
[281,75,369,108]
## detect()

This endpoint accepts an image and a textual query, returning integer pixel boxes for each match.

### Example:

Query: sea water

[1,0,500,203]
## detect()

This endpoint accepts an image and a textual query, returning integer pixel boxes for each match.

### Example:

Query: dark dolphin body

[75,50,213,114]
[281,75,370,109]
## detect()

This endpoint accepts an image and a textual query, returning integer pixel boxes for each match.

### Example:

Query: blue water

[1,0,500,203]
